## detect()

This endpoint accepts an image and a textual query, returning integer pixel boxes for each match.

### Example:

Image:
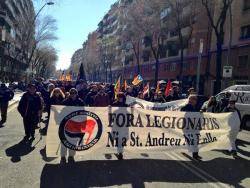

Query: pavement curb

[8,92,24,108]
[9,100,19,108]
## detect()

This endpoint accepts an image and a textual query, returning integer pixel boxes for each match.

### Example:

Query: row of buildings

[0,0,35,82]
[69,0,250,95]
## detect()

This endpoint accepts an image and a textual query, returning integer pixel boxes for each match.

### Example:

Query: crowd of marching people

[0,77,241,162]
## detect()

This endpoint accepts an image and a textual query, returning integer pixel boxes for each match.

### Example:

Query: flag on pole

[165,80,172,96]
[66,73,72,81]
[143,82,150,97]
[114,76,121,99]
[123,80,128,91]
[156,81,160,94]
[78,63,86,82]
[132,74,143,86]
[59,71,65,81]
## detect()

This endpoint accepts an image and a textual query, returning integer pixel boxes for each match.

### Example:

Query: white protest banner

[126,96,187,111]
[46,106,240,157]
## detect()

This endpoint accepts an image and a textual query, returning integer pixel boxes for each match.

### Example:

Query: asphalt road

[0,103,249,188]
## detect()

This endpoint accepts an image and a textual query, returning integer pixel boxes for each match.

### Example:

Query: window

[168,42,179,57]
[159,45,167,58]
[143,36,152,47]
[164,64,170,71]
[142,50,150,62]
[240,25,250,40]
[183,63,190,71]
[243,0,250,11]
[170,63,176,72]
[238,55,249,68]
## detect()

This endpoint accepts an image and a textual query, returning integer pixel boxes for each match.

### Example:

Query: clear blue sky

[34,0,117,70]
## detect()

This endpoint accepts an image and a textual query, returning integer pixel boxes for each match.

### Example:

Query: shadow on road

[40,158,250,188]
[236,139,250,158]
[5,138,35,163]
[40,147,57,162]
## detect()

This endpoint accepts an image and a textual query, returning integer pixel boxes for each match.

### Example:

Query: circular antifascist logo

[59,110,102,151]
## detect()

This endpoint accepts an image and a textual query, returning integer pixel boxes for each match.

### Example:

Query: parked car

[215,90,250,130]
[223,85,250,92]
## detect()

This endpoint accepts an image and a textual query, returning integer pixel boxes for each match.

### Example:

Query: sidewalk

[9,91,24,107]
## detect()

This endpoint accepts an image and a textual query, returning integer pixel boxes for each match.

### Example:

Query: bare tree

[13,10,57,76]
[202,0,233,94]
[165,0,197,80]
[126,0,165,86]
[34,45,58,78]
[120,5,142,75]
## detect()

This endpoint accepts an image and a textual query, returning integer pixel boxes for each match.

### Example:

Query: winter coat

[94,92,111,107]
[180,104,198,112]
[18,92,42,119]
[84,91,97,106]
[50,95,64,105]
[112,101,128,107]
[62,97,85,106]
[0,86,14,104]
[150,96,166,103]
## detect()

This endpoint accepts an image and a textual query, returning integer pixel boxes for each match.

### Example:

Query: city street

[0,101,249,188]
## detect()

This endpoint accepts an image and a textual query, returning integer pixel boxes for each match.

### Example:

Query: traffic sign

[223,66,233,78]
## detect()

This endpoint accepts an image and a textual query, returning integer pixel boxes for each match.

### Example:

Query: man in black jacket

[181,94,202,161]
[0,83,14,125]
[18,84,42,141]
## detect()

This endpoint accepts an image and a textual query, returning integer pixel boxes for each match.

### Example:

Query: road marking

[8,103,18,113]
[165,152,230,188]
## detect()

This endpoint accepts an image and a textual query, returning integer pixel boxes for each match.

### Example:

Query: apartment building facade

[69,48,84,80]
[0,0,35,82]
[205,0,250,95]
[75,0,249,95]
[102,0,250,95]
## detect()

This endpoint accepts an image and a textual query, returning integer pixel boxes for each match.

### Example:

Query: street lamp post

[196,39,204,94]
[29,1,54,79]
[0,26,6,82]
[34,2,55,23]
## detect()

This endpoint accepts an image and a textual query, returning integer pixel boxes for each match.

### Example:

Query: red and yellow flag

[123,80,128,91]
[114,76,121,99]
[156,81,160,94]
[165,80,172,96]
[143,82,149,97]
[65,74,72,81]
[132,74,143,86]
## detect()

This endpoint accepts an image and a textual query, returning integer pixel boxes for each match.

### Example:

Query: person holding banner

[181,94,202,161]
[60,88,85,164]
[50,88,65,105]
[201,96,217,113]
[151,91,166,103]
[112,92,127,108]
[112,92,128,160]
[223,97,241,158]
